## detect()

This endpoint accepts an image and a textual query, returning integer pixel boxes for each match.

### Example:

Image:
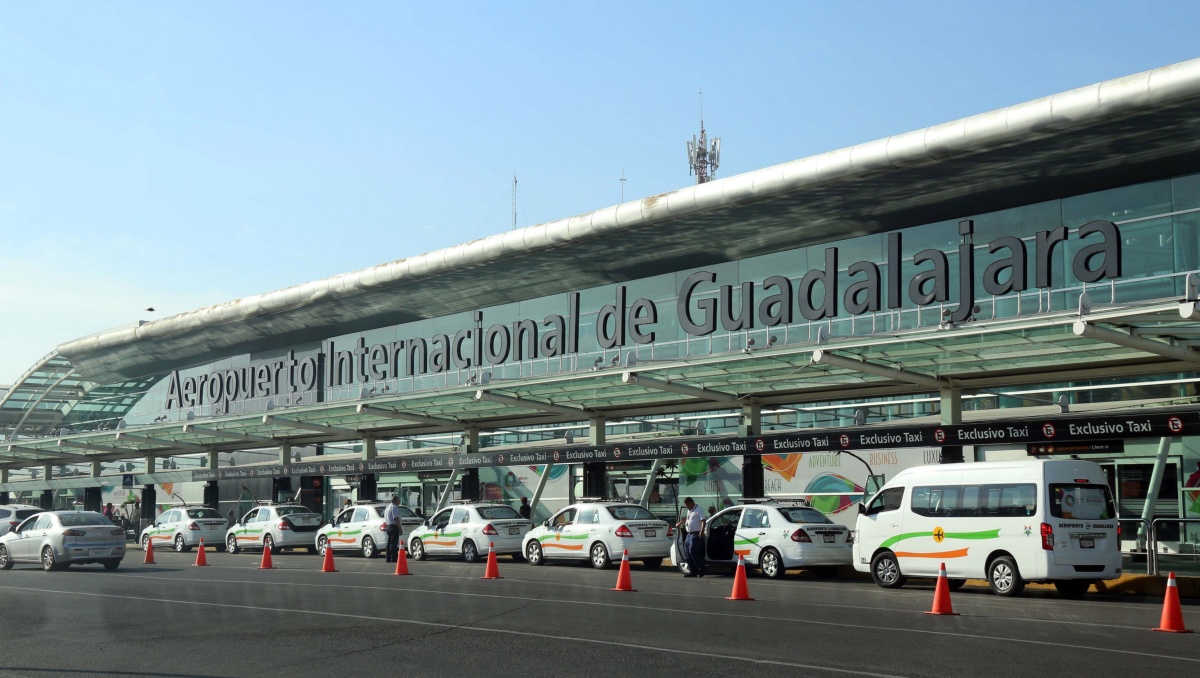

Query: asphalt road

[0,548,1196,678]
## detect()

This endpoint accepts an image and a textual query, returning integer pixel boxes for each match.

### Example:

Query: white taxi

[316,502,423,558]
[523,500,673,569]
[671,499,852,578]
[225,503,323,555]
[407,501,531,563]
[140,506,229,552]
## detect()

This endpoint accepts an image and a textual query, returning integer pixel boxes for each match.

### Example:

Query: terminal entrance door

[1101,459,1183,545]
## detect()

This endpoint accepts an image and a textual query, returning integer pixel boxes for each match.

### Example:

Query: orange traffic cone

[481,541,502,580]
[926,562,958,616]
[394,542,411,576]
[321,543,338,573]
[143,537,155,565]
[193,539,209,567]
[1153,572,1193,633]
[611,549,636,592]
[258,544,274,570]
[726,555,754,601]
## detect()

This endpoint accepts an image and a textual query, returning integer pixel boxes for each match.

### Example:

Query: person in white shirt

[383,495,403,563]
[676,497,707,577]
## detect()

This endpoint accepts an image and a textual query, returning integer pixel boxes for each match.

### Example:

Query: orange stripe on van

[895,548,969,559]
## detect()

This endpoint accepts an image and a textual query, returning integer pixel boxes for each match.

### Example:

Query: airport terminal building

[3,59,1200,566]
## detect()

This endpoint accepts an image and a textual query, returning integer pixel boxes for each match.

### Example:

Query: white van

[853,459,1120,598]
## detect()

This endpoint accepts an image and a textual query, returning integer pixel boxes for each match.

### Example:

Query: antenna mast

[686,89,721,184]
[511,172,517,231]
[620,168,626,202]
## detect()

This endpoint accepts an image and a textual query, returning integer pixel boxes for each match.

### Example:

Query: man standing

[384,495,403,563]
[518,496,532,520]
[676,497,706,578]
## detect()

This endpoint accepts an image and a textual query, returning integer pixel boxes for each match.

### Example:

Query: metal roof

[55,58,1200,384]
[5,297,1197,475]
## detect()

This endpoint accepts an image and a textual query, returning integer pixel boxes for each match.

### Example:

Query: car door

[860,487,905,560]
[233,509,259,546]
[329,508,354,550]
[351,508,373,550]
[10,515,42,560]
[425,509,454,555]
[705,508,742,564]
[156,510,179,545]
[737,508,768,564]
[543,508,580,558]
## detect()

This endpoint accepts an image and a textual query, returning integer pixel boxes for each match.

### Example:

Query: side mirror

[542,520,550,528]
[858,503,865,515]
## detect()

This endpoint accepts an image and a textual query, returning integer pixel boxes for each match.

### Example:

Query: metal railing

[1117,518,1154,575]
[1149,518,1200,576]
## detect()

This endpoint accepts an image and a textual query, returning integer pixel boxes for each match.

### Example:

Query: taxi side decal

[538,533,587,551]
[880,528,1000,549]
[416,529,462,547]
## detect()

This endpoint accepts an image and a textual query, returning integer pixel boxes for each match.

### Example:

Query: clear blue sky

[2,2,1198,384]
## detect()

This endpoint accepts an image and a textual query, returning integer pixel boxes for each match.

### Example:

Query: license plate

[89,548,109,557]
[508,527,520,535]
[822,534,836,543]
[1080,537,1094,549]
[644,530,656,538]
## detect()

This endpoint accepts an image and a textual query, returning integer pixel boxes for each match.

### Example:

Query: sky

[1,2,1199,385]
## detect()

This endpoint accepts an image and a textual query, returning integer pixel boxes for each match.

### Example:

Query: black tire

[226,534,240,555]
[265,535,280,555]
[948,578,967,591]
[0,545,12,570]
[526,541,544,566]
[141,534,151,551]
[812,565,839,579]
[462,540,480,564]
[1054,579,1092,599]
[410,538,427,561]
[642,557,663,570]
[175,534,191,553]
[759,548,786,579]
[317,536,329,556]
[103,560,120,571]
[361,536,378,558]
[41,546,57,572]
[589,542,611,569]
[870,551,906,589]
[987,556,1025,597]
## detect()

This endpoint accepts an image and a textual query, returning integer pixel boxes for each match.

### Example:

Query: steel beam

[356,404,458,427]
[262,415,360,437]
[811,349,954,389]
[58,439,128,455]
[115,432,209,454]
[473,391,588,418]
[183,425,276,446]
[1072,321,1200,364]
[620,372,741,406]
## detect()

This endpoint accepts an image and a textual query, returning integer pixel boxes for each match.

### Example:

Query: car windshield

[186,509,223,519]
[476,506,520,520]
[276,507,315,517]
[606,505,656,521]
[58,512,112,526]
[777,507,834,524]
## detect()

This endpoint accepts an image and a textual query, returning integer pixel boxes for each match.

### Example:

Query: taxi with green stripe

[523,499,673,569]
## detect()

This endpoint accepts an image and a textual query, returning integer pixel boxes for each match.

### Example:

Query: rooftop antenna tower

[511,172,517,231]
[687,89,720,184]
[620,168,626,202]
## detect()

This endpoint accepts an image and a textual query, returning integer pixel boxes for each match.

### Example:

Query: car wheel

[175,534,190,553]
[1054,579,1091,599]
[265,535,280,555]
[141,534,150,550]
[462,540,480,564]
[590,542,611,569]
[226,535,240,555]
[103,560,120,571]
[41,546,57,572]
[526,541,544,566]
[987,556,1025,597]
[812,565,838,579]
[759,548,785,579]
[317,536,329,556]
[0,545,11,570]
[671,544,692,575]
[362,536,378,558]
[870,551,906,589]
[948,578,967,591]
[642,557,663,570]
[410,538,427,561]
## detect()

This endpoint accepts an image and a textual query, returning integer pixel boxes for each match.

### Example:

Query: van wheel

[987,556,1025,597]
[870,551,906,589]
[1054,579,1091,599]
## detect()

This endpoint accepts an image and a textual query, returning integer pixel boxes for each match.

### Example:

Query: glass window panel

[1062,179,1172,227]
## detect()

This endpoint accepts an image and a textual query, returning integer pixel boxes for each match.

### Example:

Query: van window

[982,483,1037,517]
[865,488,903,516]
[910,486,966,517]
[1050,484,1115,520]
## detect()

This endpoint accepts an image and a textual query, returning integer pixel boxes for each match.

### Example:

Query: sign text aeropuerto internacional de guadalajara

[165,221,1121,411]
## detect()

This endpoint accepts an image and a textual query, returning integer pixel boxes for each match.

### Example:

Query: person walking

[518,496,532,520]
[102,502,115,521]
[383,495,403,563]
[676,497,707,578]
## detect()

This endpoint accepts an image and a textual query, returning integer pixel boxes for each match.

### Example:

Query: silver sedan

[0,511,127,571]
